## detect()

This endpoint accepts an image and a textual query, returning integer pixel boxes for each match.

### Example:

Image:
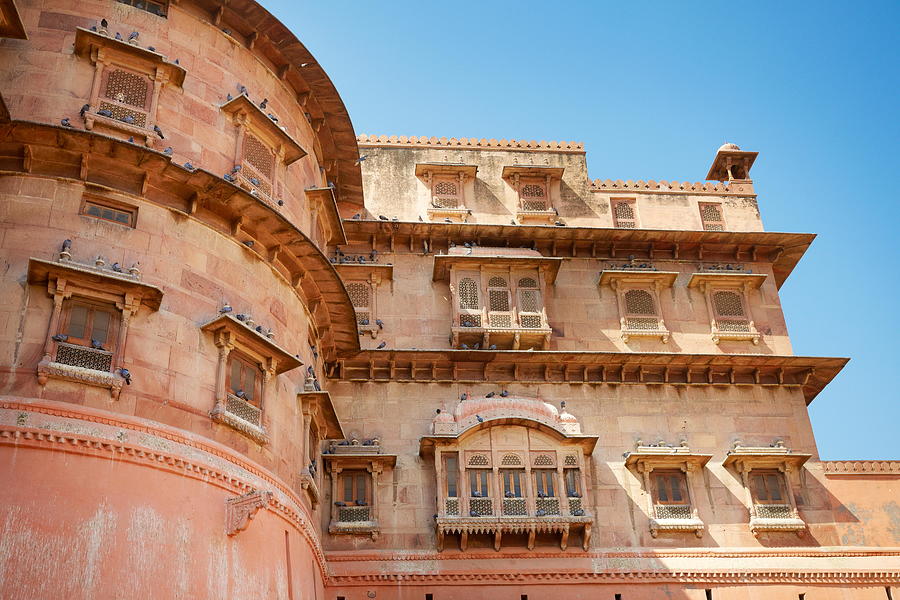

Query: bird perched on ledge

[51,334,68,342]
[90,339,105,350]
[60,118,72,128]
[220,303,232,314]
[376,341,386,349]
[119,368,131,385]
[153,125,164,139]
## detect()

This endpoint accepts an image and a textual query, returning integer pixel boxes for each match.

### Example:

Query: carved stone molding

[226,489,273,536]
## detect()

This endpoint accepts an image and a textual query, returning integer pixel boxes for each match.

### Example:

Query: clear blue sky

[266,1,899,459]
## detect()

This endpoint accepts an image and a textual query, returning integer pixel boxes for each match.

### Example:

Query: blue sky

[266,1,899,459]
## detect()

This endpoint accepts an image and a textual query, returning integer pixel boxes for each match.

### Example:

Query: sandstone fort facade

[0,1,897,598]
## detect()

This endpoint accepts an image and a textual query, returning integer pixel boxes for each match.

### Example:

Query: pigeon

[472,343,480,350]
[313,379,321,391]
[306,365,314,376]
[419,216,424,222]
[511,219,517,225]
[469,510,480,517]
[127,136,134,143]
[277,200,284,206]
[90,25,97,32]
[370,250,378,261]
[127,31,138,41]
[360,319,369,326]
[464,242,471,248]
[255,325,264,333]
[536,509,547,517]
[249,177,260,186]
[375,319,383,329]
[310,345,318,359]
[224,173,235,182]
[231,165,242,174]
[221,28,231,35]
[355,154,368,165]
[266,113,278,122]
[235,390,247,399]
[90,339,105,350]
[444,218,452,223]
[378,215,389,221]
[111,262,122,272]
[485,391,495,398]
[334,501,346,507]
[220,303,232,313]
[554,221,565,227]
[460,393,468,401]
[572,509,585,517]
[60,118,72,127]
[250,189,258,197]
[79,104,90,117]
[375,341,386,349]
[183,162,196,170]
[119,368,131,385]
[153,125,164,139]
[226,93,233,101]
[100,19,108,29]
[476,415,484,423]
[489,344,497,350]
[98,109,113,117]
[391,217,398,222]
[500,390,509,397]
[237,84,248,95]
[243,240,254,247]
[356,255,364,264]
[163,147,173,156]
[121,115,134,124]
[52,334,68,342]
[174,59,180,65]
[115,32,122,40]
[259,98,268,109]
[460,343,469,349]
[147,46,155,52]
[505,491,514,498]
[352,213,361,219]
[537,491,546,498]
[61,239,72,251]
[235,314,247,321]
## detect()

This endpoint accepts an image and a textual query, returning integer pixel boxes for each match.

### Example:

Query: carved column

[435,449,445,517]
[212,331,234,415]
[782,463,800,518]
[738,462,757,520]
[42,285,68,362]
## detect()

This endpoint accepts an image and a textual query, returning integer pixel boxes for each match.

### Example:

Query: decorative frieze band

[822,460,900,475]
[357,134,584,153]
[591,178,753,196]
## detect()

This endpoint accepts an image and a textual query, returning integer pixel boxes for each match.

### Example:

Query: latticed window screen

[564,455,578,467]
[432,179,461,208]
[346,282,371,325]
[623,289,660,330]
[613,200,637,228]
[100,68,151,127]
[468,454,489,467]
[501,454,522,466]
[533,454,553,467]
[487,276,511,328]
[713,290,749,332]
[517,277,542,329]
[241,134,275,197]
[520,182,548,211]
[458,277,479,310]
[699,203,726,231]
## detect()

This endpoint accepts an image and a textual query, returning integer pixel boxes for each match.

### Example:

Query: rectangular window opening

[425,595,434,600]
[117,0,169,17]
[886,586,894,600]
[81,199,137,228]
[615,594,623,600]
[521,595,528,600]
[706,590,713,600]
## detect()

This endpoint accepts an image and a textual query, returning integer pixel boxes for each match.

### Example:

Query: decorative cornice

[822,460,900,475]
[341,220,814,289]
[328,570,900,586]
[0,397,329,580]
[591,178,754,197]
[357,135,585,154]
[329,350,848,405]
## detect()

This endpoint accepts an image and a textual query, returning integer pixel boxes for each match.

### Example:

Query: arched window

[712,290,749,333]
[517,276,543,329]
[623,289,660,332]
[487,276,511,328]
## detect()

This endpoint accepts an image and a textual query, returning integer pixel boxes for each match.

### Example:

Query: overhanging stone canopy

[328,350,847,404]
[0,121,360,360]
[342,219,814,288]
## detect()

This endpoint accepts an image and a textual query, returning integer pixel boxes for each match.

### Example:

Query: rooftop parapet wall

[357,134,585,153]
[591,178,755,197]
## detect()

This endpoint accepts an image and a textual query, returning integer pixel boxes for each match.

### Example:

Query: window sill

[712,329,760,344]
[515,209,556,224]
[329,520,379,540]
[451,325,551,350]
[749,515,806,537]
[649,516,705,538]
[427,207,469,222]
[622,327,670,343]
[436,514,592,551]
[83,112,155,146]
[298,471,320,508]
[36,359,124,399]
[210,407,270,445]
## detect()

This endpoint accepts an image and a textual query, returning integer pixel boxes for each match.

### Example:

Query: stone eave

[74,27,186,87]
[414,162,478,177]
[327,350,848,405]
[598,270,679,288]
[342,219,813,289]
[304,187,347,245]
[420,425,599,456]
[0,120,360,360]
[0,0,27,40]
[501,165,565,179]
[723,450,812,469]
[200,314,303,375]
[298,391,344,439]
[219,94,307,164]
[27,257,164,310]
[357,134,585,154]
[624,450,713,469]
[590,178,755,197]
[432,254,563,284]
[706,150,759,182]
[687,272,768,289]
[322,453,397,468]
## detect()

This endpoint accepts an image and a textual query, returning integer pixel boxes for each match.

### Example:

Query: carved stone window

[624,444,711,538]
[80,196,137,228]
[417,163,476,222]
[502,165,563,224]
[346,281,373,327]
[117,0,168,17]
[324,439,397,540]
[612,198,637,228]
[699,202,726,231]
[599,268,677,343]
[28,253,162,400]
[445,260,556,350]
[201,314,303,444]
[724,443,810,537]
[75,27,185,145]
[689,272,766,344]
[220,94,307,209]
[424,397,597,552]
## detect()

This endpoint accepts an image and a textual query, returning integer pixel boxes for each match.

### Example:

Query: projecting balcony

[749,504,806,536]
[329,504,378,536]
[621,316,670,343]
[452,311,551,350]
[436,496,590,551]
[219,393,268,444]
[650,503,705,538]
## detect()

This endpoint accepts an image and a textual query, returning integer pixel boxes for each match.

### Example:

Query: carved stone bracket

[225,489,272,536]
